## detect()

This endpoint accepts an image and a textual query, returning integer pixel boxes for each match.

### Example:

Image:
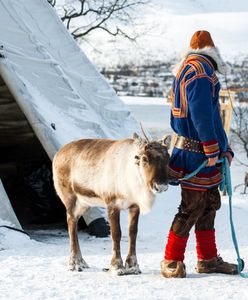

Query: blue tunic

[169,54,231,190]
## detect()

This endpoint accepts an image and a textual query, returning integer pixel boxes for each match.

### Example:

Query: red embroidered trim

[186,54,215,71]
[168,165,222,188]
[182,186,207,192]
[169,165,220,178]
[202,140,220,157]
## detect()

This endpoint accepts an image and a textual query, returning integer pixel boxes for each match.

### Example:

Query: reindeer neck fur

[126,142,156,214]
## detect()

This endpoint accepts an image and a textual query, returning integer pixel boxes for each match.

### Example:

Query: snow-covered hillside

[81,0,248,66]
[153,0,248,14]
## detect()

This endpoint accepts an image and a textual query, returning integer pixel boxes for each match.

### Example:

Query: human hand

[220,151,233,166]
[206,156,218,167]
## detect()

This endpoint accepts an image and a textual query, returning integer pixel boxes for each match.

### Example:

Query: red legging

[164,187,220,261]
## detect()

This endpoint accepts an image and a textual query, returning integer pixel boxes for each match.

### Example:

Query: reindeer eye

[142,155,149,163]
[134,155,140,160]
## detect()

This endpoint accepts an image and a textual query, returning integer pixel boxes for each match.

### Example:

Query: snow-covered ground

[1,99,247,300]
[81,0,248,66]
[121,96,172,136]
[1,0,247,298]
[121,96,169,106]
[0,188,247,299]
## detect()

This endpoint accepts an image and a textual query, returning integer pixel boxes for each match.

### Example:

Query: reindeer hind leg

[67,209,89,271]
[61,191,89,271]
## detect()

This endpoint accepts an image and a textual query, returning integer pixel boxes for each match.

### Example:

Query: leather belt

[174,135,204,154]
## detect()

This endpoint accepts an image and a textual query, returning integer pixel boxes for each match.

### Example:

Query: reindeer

[52,133,171,275]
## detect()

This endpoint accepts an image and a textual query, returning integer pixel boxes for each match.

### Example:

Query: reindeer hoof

[116,268,126,276]
[69,259,89,271]
[103,264,141,276]
[125,264,142,275]
[103,265,126,276]
[125,257,141,275]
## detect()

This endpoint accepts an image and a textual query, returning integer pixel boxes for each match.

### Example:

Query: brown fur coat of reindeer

[52,133,171,275]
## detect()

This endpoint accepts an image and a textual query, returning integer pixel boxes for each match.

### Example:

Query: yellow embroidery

[171,54,218,118]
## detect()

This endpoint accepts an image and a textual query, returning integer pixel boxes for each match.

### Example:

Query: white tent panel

[0,0,139,228]
[0,180,22,230]
[0,0,138,160]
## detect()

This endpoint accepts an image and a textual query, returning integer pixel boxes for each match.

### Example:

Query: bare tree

[231,92,248,193]
[231,94,248,167]
[48,0,149,41]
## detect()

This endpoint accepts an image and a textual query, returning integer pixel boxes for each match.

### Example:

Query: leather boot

[88,218,110,238]
[196,256,238,275]
[160,260,186,278]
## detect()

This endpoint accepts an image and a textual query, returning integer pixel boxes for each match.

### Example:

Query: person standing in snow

[161,30,238,278]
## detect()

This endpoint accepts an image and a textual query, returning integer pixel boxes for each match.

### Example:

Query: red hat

[172,30,230,75]
[190,30,215,49]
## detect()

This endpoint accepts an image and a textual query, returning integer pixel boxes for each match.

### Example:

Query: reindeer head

[133,132,171,194]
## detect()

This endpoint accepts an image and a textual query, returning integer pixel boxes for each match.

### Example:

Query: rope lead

[172,157,247,278]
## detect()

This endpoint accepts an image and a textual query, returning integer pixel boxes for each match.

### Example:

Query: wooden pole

[219,90,236,135]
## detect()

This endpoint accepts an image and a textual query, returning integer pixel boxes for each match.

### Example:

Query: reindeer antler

[140,122,150,143]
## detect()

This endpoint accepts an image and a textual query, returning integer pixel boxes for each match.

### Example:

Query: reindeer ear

[160,135,172,148]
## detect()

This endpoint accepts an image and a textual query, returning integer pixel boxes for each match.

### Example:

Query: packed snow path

[0,185,247,300]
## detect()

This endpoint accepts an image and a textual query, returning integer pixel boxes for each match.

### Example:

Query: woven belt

[174,135,204,154]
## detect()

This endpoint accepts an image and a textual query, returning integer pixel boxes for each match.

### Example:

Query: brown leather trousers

[171,187,221,237]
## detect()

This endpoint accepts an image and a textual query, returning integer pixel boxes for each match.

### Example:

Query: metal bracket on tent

[51,123,56,130]
[0,225,28,236]
[0,45,5,58]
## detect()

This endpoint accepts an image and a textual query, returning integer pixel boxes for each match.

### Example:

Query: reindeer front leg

[67,212,89,271]
[107,206,125,275]
[125,204,141,274]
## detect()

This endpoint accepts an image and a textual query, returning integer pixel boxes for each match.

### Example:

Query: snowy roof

[0,0,138,159]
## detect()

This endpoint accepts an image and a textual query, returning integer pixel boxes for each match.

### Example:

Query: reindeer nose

[153,183,168,193]
[162,184,168,192]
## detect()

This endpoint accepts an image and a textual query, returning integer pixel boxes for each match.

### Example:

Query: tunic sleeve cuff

[227,145,234,158]
[202,140,220,158]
